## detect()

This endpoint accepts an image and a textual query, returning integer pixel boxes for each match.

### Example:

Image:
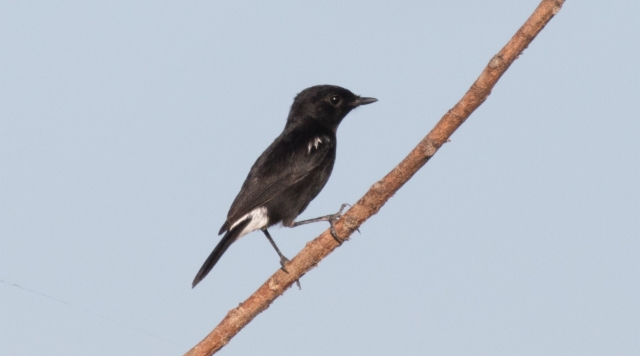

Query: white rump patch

[307,137,324,154]
[229,206,268,239]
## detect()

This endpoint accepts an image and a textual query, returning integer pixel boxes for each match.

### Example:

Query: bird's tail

[192,219,250,288]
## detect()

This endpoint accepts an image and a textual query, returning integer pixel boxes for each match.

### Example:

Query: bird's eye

[329,95,341,105]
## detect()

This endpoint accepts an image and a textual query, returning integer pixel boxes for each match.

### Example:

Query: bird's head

[287,85,377,132]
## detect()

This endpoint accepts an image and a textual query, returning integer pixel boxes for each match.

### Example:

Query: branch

[185,1,565,354]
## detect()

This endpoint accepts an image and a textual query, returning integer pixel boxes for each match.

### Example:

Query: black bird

[192,85,377,287]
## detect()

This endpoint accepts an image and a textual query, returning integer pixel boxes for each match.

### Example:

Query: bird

[192,85,377,288]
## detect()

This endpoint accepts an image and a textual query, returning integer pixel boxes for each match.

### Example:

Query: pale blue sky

[1,1,639,355]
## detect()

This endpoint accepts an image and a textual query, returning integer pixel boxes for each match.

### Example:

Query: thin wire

[0,278,181,347]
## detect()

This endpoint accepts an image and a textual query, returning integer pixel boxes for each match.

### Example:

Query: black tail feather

[192,219,250,288]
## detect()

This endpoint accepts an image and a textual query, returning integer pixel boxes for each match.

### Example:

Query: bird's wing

[221,128,335,232]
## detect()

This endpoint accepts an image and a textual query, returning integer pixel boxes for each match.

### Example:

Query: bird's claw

[329,203,351,244]
[330,224,343,244]
[337,203,350,215]
[279,256,302,289]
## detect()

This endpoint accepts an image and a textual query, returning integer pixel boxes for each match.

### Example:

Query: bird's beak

[353,96,378,106]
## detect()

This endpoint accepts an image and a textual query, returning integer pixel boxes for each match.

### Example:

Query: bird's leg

[262,229,290,272]
[292,203,350,244]
[262,229,301,289]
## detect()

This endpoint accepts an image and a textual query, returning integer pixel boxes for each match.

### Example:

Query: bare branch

[185,1,565,355]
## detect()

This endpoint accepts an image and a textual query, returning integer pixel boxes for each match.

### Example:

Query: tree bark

[185,1,566,354]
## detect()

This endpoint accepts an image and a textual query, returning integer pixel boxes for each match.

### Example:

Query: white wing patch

[307,136,325,154]
[229,206,268,239]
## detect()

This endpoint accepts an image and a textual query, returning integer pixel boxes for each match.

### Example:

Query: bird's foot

[279,256,302,289]
[279,255,290,273]
[329,203,350,244]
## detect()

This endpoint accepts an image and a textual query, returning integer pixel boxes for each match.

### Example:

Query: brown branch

[185,1,565,355]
